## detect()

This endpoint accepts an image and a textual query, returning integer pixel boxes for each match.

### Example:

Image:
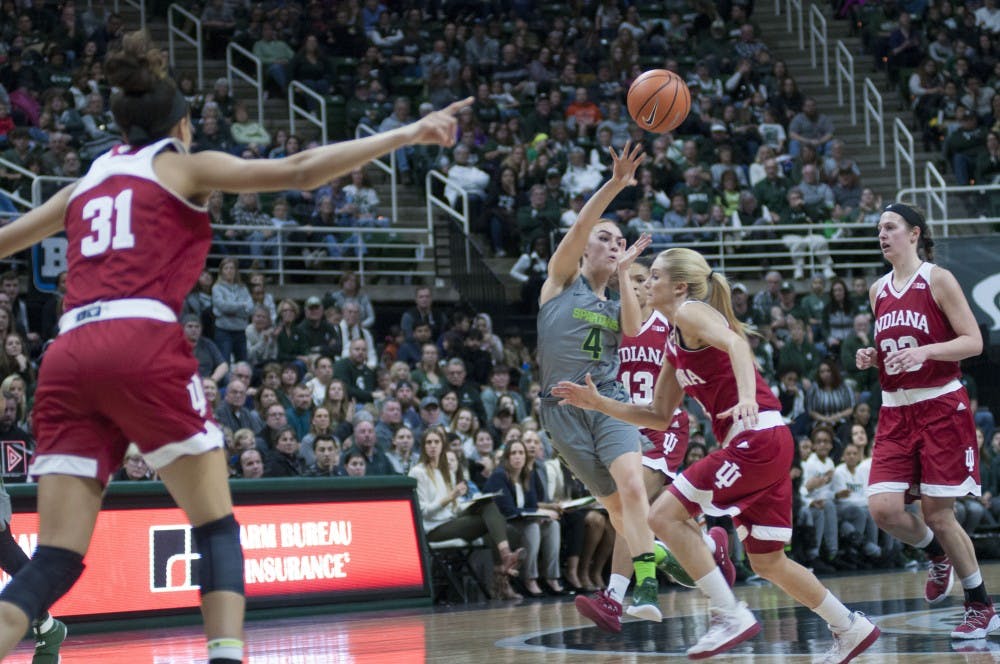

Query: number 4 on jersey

[582,327,603,360]
[81,189,136,257]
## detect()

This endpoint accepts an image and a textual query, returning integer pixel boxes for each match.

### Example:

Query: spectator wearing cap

[183,314,229,383]
[417,395,446,436]
[296,296,342,362]
[944,105,986,185]
[730,282,758,328]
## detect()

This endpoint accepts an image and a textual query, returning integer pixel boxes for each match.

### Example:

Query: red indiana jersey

[63,138,212,314]
[619,310,671,449]
[873,262,961,391]
[664,302,781,445]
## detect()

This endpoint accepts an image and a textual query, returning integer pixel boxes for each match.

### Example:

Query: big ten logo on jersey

[966,447,976,473]
[149,524,201,592]
[715,460,742,489]
[31,234,68,294]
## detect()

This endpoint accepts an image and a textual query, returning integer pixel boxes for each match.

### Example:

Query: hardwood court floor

[10,562,1000,663]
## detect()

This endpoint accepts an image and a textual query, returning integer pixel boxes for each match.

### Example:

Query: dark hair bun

[105,30,167,95]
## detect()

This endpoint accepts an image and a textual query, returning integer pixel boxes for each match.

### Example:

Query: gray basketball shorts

[539,382,642,497]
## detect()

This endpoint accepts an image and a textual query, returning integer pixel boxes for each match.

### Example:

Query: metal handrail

[809,5,829,86]
[426,170,471,273]
[354,124,398,224]
[893,118,915,193]
[0,158,38,209]
[863,77,885,167]
[226,42,264,124]
[288,82,327,146]
[206,224,433,285]
[920,162,949,231]
[835,41,856,125]
[897,182,999,238]
[786,0,804,50]
[168,4,203,90]
[31,176,77,207]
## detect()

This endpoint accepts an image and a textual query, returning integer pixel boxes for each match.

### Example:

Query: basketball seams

[627,69,690,134]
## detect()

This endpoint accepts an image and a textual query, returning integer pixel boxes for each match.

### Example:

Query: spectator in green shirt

[253,22,295,93]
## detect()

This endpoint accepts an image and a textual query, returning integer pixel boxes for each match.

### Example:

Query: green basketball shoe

[33,618,66,664]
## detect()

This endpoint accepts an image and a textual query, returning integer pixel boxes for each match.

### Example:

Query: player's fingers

[442,96,474,115]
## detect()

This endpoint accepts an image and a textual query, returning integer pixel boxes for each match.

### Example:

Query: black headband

[883,202,924,229]
[125,85,189,145]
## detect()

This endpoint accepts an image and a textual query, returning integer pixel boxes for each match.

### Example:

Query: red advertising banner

[2,499,426,619]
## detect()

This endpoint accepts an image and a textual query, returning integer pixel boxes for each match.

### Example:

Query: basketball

[627,69,691,134]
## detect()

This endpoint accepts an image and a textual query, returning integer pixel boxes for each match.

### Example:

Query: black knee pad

[193,514,244,596]
[0,545,84,621]
[0,527,30,577]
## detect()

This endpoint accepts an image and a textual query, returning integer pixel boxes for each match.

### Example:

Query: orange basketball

[626,69,691,134]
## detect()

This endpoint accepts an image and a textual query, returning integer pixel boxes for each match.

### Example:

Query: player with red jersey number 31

[0,31,470,664]
[856,202,997,639]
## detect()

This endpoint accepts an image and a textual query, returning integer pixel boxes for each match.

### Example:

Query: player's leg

[606,451,661,621]
[922,494,999,639]
[0,475,99,658]
[748,547,879,664]
[157,449,245,664]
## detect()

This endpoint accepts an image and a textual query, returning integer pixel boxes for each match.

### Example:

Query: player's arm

[927,265,983,361]
[552,358,682,430]
[172,98,471,197]
[541,142,644,302]
[617,233,652,336]
[856,281,880,370]
[678,302,759,425]
[0,183,75,258]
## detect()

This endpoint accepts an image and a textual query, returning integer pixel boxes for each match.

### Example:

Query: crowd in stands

[845,0,1000,195]
[0,0,998,600]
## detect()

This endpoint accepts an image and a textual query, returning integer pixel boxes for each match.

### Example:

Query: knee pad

[193,514,244,596]
[0,545,84,621]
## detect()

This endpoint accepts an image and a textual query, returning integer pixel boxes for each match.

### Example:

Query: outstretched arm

[617,233,652,336]
[0,184,75,258]
[172,98,473,197]
[542,142,645,293]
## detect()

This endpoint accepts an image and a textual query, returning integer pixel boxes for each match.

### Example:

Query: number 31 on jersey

[81,189,136,257]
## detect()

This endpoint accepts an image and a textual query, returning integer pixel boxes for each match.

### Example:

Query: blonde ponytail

[659,248,749,339]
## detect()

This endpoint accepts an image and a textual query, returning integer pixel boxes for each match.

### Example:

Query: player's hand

[552,373,601,410]
[885,345,928,374]
[410,97,473,147]
[855,346,877,370]
[618,233,651,272]
[609,141,645,187]
[718,398,759,428]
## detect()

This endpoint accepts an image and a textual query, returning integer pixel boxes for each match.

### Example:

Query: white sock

[702,530,717,553]
[36,615,54,633]
[207,638,244,662]
[607,573,631,604]
[962,570,983,589]
[813,591,853,631]
[694,568,737,610]
[914,527,935,549]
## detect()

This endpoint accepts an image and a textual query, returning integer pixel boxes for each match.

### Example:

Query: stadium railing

[898,179,1000,238]
[227,42,264,125]
[809,5,829,87]
[893,118,916,193]
[863,78,886,168]
[835,40,857,126]
[167,4,204,90]
[288,82,327,146]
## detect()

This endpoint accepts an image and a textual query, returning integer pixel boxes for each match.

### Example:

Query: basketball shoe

[625,577,663,622]
[813,611,880,664]
[951,601,1000,639]
[686,601,760,659]
[33,618,67,664]
[925,554,955,604]
[574,589,622,633]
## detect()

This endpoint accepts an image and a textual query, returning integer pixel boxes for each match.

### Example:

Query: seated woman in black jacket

[485,439,563,597]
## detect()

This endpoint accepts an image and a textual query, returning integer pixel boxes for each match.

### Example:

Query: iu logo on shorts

[149,525,201,592]
[715,460,742,489]
[965,447,976,474]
